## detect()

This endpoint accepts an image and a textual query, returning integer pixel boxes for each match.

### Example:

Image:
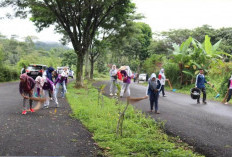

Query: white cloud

[1,1,232,42]
[133,0,232,32]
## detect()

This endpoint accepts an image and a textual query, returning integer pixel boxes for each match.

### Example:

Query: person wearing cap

[35,76,59,108]
[119,66,132,98]
[19,73,36,115]
[195,69,210,104]
[147,73,161,114]
[109,64,118,96]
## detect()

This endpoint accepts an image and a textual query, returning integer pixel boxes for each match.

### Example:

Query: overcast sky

[1,0,232,42]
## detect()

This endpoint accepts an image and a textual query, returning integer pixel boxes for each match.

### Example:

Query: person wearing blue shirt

[195,69,210,104]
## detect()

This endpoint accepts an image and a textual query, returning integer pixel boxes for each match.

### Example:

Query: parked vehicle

[138,73,147,82]
[26,64,47,79]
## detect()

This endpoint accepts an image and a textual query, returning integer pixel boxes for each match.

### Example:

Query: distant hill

[35,41,71,50]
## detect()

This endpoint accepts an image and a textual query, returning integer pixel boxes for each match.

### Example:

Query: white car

[68,70,74,78]
[139,73,147,81]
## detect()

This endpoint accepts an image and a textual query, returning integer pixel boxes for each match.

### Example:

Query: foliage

[1,0,138,87]
[143,54,165,74]
[61,50,77,69]
[0,66,19,82]
[66,82,202,157]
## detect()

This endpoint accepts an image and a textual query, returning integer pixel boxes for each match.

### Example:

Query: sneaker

[109,93,113,96]
[155,111,160,114]
[203,101,207,104]
[30,108,35,112]
[50,97,53,101]
[163,95,166,97]
[225,102,228,105]
[197,101,200,104]
[44,106,49,109]
[22,110,27,115]
[56,104,59,108]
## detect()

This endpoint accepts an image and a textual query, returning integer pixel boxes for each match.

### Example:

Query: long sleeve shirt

[120,70,131,84]
[54,74,67,85]
[195,74,207,88]
[19,77,35,94]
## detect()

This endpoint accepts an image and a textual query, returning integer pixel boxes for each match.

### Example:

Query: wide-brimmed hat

[119,66,126,70]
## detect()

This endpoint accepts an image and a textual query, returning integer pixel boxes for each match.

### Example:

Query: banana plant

[171,37,193,84]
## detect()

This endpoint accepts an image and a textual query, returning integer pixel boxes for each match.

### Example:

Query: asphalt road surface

[0,82,99,156]
[94,81,232,157]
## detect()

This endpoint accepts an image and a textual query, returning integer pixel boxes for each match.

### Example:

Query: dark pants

[197,87,206,103]
[227,89,232,102]
[149,92,159,111]
[160,85,165,96]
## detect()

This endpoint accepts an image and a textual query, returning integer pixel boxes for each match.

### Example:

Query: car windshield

[28,66,42,71]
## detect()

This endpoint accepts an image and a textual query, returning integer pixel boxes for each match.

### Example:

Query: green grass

[66,81,203,157]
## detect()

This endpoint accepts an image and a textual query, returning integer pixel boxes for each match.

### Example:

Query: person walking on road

[119,66,132,98]
[158,68,167,97]
[109,64,118,96]
[225,75,232,104]
[195,69,210,104]
[19,73,36,115]
[147,73,161,114]
[35,76,59,108]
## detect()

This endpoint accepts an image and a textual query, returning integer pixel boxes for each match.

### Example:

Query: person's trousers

[197,87,206,102]
[55,81,67,98]
[23,92,33,110]
[110,80,117,94]
[44,85,58,107]
[120,83,130,97]
[150,93,159,111]
[160,85,165,96]
[226,89,232,102]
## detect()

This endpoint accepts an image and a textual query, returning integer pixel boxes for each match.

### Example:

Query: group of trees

[2,1,232,88]
[0,34,73,82]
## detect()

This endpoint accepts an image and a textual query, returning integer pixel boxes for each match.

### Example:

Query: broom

[210,84,220,98]
[222,89,229,103]
[26,97,46,112]
[167,79,176,92]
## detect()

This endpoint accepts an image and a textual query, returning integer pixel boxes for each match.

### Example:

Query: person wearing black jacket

[225,75,232,104]
[147,73,161,114]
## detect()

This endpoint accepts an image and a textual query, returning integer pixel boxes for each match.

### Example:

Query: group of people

[110,65,232,114]
[109,64,167,114]
[19,67,69,115]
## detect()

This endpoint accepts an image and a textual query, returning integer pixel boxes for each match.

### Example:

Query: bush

[163,62,180,86]
[0,66,19,82]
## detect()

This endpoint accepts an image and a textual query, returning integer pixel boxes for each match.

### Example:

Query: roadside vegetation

[66,81,203,157]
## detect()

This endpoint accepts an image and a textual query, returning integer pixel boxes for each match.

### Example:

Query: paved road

[94,81,232,157]
[0,82,99,156]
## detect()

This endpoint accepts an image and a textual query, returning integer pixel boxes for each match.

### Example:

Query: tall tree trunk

[90,59,94,80]
[84,50,89,79]
[75,52,84,87]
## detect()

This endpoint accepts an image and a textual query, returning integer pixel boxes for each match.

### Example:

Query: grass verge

[66,81,203,157]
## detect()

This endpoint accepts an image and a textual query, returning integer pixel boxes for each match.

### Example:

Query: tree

[1,0,137,87]
[61,50,77,68]
[89,39,108,79]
